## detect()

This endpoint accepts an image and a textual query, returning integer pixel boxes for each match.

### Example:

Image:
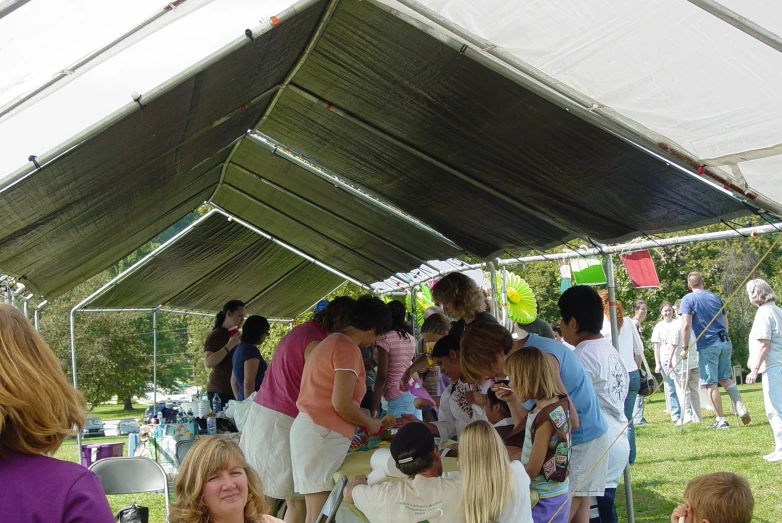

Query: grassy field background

[56,384,779,522]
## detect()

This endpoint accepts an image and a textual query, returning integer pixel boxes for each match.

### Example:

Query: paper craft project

[620,250,660,288]
[570,257,607,286]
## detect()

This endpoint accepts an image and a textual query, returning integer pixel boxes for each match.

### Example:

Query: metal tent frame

[68,206,353,452]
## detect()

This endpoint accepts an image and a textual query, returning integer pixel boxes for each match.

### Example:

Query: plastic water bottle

[157,411,164,424]
[212,395,221,413]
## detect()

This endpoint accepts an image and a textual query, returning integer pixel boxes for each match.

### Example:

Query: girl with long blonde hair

[505,347,576,523]
[459,420,533,523]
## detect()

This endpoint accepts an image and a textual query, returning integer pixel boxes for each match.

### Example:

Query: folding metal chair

[317,475,348,523]
[89,456,170,522]
[175,439,195,465]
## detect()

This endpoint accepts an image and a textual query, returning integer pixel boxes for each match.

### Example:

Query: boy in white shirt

[344,423,465,523]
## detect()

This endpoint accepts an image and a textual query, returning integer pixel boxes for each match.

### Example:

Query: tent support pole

[33,308,39,331]
[0,0,30,20]
[500,262,509,329]
[69,306,82,462]
[685,0,782,55]
[152,310,158,412]
[410,286,417,338]
[488,262,499,319]
[602,248,635,523]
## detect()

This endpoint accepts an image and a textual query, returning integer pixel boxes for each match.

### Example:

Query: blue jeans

[662,369,681,420]
[384,392,422,420]
[763,365,782,452]
[624,370,640,463]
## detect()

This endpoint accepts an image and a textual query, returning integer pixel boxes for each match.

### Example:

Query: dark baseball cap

[390,423,435,464]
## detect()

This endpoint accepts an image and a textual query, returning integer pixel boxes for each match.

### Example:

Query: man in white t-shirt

[344,423,465,523]
[558,285,628,523]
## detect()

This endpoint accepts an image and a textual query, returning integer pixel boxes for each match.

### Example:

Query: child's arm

[524,421,554,478]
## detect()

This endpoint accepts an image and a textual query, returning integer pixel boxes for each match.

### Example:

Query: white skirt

[240,403,301,500]
[289,412,351,494]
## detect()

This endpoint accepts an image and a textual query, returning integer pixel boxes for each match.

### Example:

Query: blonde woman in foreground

[459,420,533,523]
[0,303,114,522]
[171,436,283,523]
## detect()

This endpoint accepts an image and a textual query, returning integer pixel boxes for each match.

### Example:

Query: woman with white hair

[746,278,782,462]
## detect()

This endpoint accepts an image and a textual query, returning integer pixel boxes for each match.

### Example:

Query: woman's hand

[226,333,241,351]
[655,362,662,374]
[399,368,413,392]
[464,390,487,406]
[366,417,383,435]
[747,369,759,385]
[397,413,421,427]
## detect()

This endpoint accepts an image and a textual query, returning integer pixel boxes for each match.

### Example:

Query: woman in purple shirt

[0,304,114,523]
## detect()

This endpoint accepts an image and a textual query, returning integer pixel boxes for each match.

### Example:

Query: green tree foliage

[512,221,782,368]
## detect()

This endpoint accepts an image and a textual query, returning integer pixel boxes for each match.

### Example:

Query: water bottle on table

[212,394,221,413]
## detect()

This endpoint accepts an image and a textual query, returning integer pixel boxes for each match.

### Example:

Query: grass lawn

[615,383,780,522]
[88,402,147,421]
[54,384,778,522]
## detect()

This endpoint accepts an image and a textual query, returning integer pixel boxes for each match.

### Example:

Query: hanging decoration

[405,283,435,325]
[570,256,607,286]
[503,272,538,324]
[620,250,660,288]
[559,260,572,293]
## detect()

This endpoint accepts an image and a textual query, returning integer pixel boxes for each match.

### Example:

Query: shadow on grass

[616,480,679,522]
[641,449,759,465]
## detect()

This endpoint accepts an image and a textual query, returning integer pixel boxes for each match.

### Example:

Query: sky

[0,0,295,180]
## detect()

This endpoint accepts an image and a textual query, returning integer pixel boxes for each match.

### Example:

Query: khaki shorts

[569,430,609,497]
[240,403,302,500]
[289,412,351,495]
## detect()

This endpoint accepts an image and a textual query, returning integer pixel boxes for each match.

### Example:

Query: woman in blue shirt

[232,315,271,400]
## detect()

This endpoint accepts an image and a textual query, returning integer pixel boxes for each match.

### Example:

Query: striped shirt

[520,412,569,499]
[377,330,416,401]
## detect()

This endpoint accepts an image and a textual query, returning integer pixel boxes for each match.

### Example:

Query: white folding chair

[317,475,347,523]
[732,364,744,385]
[89,456,170,522]
[175,439,195,465]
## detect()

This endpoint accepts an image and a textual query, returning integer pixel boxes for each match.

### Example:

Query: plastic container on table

[81,442,125,467]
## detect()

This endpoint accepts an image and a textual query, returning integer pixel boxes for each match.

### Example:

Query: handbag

[115,502,149,523]
[637,353,658,397]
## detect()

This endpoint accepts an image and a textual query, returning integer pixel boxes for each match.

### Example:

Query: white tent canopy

[413,0,782,209]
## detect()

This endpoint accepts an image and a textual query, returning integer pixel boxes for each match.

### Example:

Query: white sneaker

[736,400,751,425]
[765,452,782,463]
[675,419,684,427]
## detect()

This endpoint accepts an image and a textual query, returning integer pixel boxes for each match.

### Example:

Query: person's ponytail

[214,311,226,329]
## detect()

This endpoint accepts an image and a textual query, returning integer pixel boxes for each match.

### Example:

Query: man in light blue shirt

[680,272,750,429]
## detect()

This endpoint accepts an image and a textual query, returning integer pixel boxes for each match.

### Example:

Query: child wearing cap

[344,423,465,523]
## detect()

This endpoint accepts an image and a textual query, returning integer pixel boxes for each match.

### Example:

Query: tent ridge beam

[255,0,340,130]
[219,182,399,276]
[248,132,461,251]
[208,204,368,289]
[228,161,431,266]
[286,84,585,239]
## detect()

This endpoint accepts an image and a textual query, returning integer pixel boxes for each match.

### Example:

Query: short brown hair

[504,346,562,401]
[460,323,512,383]
[432,273,486,319]
[421,312,451,334]
[171,436,269,523]
[0,304,86,455]
[684,472,753,523]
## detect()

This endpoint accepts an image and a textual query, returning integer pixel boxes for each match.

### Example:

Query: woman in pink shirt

[373,300,421,419]
[240,297,354,523]
[289,296,392,523]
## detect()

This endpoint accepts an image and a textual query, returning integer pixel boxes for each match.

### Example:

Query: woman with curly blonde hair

[171,436,283,523]
[0,303,115,521]
[432,273,496,340]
